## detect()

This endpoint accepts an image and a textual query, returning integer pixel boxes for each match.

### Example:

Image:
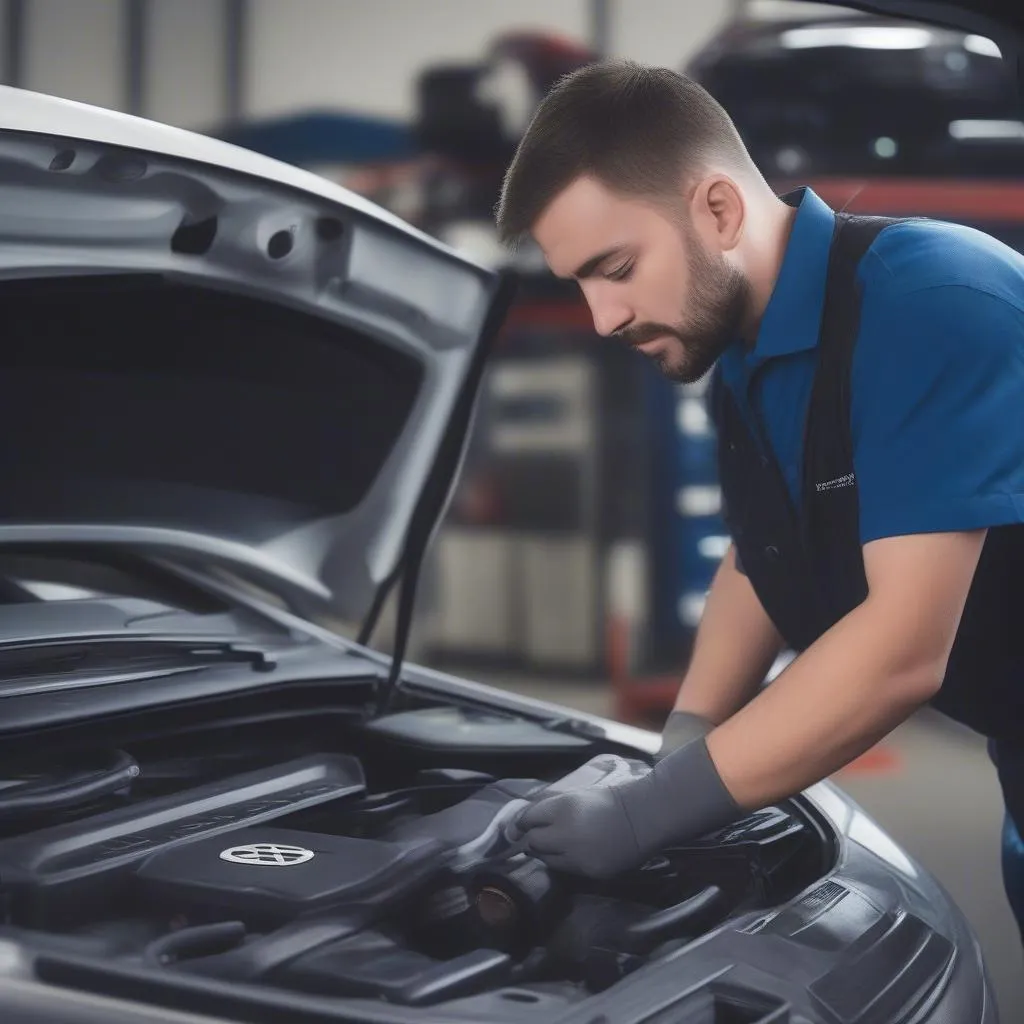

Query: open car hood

[0,85,515,640]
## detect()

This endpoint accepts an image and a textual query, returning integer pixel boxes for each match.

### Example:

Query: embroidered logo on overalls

[815,473,855,493]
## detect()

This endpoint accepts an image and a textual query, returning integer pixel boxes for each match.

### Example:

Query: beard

[618,233,751,385]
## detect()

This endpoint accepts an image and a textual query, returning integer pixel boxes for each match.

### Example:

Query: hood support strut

[368,270,518,715]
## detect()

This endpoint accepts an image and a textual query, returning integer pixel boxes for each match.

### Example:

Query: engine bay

[0,697,836,1014]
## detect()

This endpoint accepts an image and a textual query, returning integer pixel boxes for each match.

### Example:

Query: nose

[583,285,632,338]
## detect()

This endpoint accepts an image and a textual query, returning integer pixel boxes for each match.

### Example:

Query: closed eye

[606,261,634,282]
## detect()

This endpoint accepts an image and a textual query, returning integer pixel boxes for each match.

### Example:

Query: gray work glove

[512,739,741,879]
[657,710,714,760]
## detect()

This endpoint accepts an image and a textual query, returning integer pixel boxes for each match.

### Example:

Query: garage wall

[610,0,736,70]
[5,0,228,126]
[0,2,9,84]
[748,0,860,17]
[245,0,595,121]
[23,0,122,111]
[145,0,226,129]
[0,0,740,130]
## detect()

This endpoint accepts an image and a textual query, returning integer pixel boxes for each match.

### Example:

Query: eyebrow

[570,246,627,280]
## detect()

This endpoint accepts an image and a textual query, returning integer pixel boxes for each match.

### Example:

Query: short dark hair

[495,59,748,247]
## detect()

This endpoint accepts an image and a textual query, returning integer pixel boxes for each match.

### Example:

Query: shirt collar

[747,186,836,365]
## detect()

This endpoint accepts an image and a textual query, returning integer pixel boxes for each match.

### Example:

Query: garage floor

[485,674,1024,1021]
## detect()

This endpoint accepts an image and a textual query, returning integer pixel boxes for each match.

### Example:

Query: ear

[690,175,745,253]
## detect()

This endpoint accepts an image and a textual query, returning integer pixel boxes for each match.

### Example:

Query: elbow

[858,598,952,707]
[888,656,946,708]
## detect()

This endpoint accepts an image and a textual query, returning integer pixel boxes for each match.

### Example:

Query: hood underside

[0,94,512,632]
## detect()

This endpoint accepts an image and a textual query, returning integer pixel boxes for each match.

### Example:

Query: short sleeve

[851,284,1024,544]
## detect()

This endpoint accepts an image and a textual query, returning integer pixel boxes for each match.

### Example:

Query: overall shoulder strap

[802,213,908,621]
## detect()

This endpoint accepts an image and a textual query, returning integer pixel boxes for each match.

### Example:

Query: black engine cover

[0,754,366,929]
[135,827,445,928]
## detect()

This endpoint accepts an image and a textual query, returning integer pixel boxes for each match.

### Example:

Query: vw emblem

[219,843,314,867]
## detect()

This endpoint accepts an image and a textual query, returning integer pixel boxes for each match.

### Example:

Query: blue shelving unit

[672,378,730,637]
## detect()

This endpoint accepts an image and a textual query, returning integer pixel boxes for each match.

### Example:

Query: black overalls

[708,212,1024,932]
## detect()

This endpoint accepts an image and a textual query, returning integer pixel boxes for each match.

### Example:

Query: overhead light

[964,34,1001,58]
[949,119,1024,141]
[677,486,721,517]
[678,592,707,627]
[698,535,731,560]
[440,222,506,268]
[676,398,710,436]
[872,137,898,159]
[775,147,805,174]
[780,25,933,50]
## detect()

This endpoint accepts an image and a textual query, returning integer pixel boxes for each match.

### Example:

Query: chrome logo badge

[219,843,314,866]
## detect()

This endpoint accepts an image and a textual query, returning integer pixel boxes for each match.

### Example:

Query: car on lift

[688,0,1021,184]
[0,3,1009,1019]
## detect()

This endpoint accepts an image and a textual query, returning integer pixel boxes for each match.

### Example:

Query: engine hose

[144,921,247,967]
[0,749,140,820]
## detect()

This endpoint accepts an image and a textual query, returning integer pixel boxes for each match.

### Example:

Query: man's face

[533,175,751,383]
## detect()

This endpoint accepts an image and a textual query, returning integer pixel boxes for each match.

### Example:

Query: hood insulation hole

[267,230,294,260]
[49,150,76,172]
[171,216,219,256]
[316,217,344,242]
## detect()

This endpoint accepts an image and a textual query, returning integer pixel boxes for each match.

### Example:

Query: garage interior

[3,0,1024,1018]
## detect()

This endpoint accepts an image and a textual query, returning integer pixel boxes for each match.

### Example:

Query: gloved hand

[657,710,714,760]
[513,738,742,879]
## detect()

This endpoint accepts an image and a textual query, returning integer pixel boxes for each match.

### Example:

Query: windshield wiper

[0,636,278,678]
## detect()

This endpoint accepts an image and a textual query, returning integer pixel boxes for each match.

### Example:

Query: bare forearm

[706,596,943,810]
[514,533,985,881]
[674,546,784,723]
[703,530,984,811]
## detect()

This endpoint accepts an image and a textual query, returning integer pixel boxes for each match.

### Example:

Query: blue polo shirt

[717,187,1024,545]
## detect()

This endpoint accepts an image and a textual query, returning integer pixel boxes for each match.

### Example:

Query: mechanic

[494,60,1024,939]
